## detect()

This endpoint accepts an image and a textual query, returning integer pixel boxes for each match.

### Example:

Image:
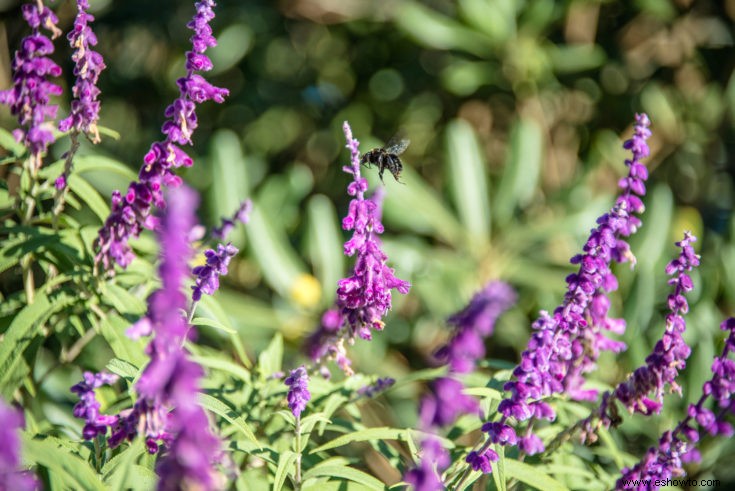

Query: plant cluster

[1,1,734,491]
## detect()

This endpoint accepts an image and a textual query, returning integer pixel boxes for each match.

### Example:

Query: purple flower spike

[466,449,498,473]
[336,122,410,340]
[305,123,409,374]
[357,377,395,398]
[435,281,516,373]
[58,0,105,143]
[191,242,238,301]
[74,187,225,489]
[405,436,449,491]
[419,377,479,428]
[285,366,311,418]
[70,371,119,439]
[486,114,652,457]
[612,232,699,416]
[212,200,252,241]
[0,399,39,491]
[0,0,63,170]
[616,318,735,490]
[95,0,228,273]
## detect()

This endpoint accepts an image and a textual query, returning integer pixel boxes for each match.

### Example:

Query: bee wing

[385,136,410,155]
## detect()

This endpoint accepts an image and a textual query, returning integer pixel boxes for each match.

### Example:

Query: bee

[360,135,410,183]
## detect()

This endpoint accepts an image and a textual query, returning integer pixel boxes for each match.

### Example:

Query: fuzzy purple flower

[0,0,63,170]
[285,366,311,419]
[336,122,411,340]
[191,243,238,301]
[613,232,698,415]
[466,449,498,473]
[73,187,224,489]
[58,0,105,142]
[305,124,409,374]
[486,114,652,459]
[616,318,735,490]
[419,377,479,428]
[95,0,228,272]
[305,309,352,375]
[212,200,252,241]
[404,436,450,491]
[435,281,516,373]
[357,377,395,398]
[0,399,38,491]
[70,371,119,439]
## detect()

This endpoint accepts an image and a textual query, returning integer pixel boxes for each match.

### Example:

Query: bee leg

[377,153,386,183]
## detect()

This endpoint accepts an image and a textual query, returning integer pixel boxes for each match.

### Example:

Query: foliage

[1,0,735,490]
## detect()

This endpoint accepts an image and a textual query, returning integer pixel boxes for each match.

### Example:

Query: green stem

[295,415,302,491]
[52,132,81,227]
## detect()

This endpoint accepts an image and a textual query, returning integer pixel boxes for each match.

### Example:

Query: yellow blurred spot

[289,273,322,309]
[191,248,207,268]
[672,207,703,246]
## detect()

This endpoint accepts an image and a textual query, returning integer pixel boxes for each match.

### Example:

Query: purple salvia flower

[306,125,409,374]
[58,0,105,143]
[485,114,652,460]
[357,377,395,398]
[615,318,735,490]
[419,377,479,428]
[95,0,228,273]
[612,232,699,415]
[336,121,411,341]
[191,242,238,301]
[466,449,498,473]
[435,281,517,373]
[285,366,311,419]
[75,187,224,489]
[0,0,62,171]
[0,399,38,491]
[212,199,252,241]
[571,233,699,445]
[70,371,119,439]
[304,309,352,375]
[404,436,450,491]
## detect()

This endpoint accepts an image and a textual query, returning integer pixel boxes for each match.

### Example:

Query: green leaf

[258,333,283,379]
[199,393,260,446]
[393,1,494,57]
[99,314,147,367]
[504,459,569,491]
[310,427,410,454]
[191,353,251,383]
[302,465,386,490]
[106,358,140,381]
[548,44,606,73]
[381,168,463,246]
[273,450,297,491]
[73,155,137,180]
[209,129,250,246]
[493,117,543,227]
[103,439,145,491]
[68,173,110,222]
[192,316,236,334]
[0,127,25,155]
[0,292,73,395]
[22,434,106,491]
[246,203,305,296]
[104,283,147,316]
[305,194,344,305]
[445,119,491,244]
[300,413,332,436]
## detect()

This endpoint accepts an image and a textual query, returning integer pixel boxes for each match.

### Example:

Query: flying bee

[360,135,410,183]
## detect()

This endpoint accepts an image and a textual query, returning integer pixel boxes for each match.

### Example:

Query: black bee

[360,136,410,183]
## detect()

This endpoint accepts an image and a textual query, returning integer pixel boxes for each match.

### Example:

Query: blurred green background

[2,0,735,486]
